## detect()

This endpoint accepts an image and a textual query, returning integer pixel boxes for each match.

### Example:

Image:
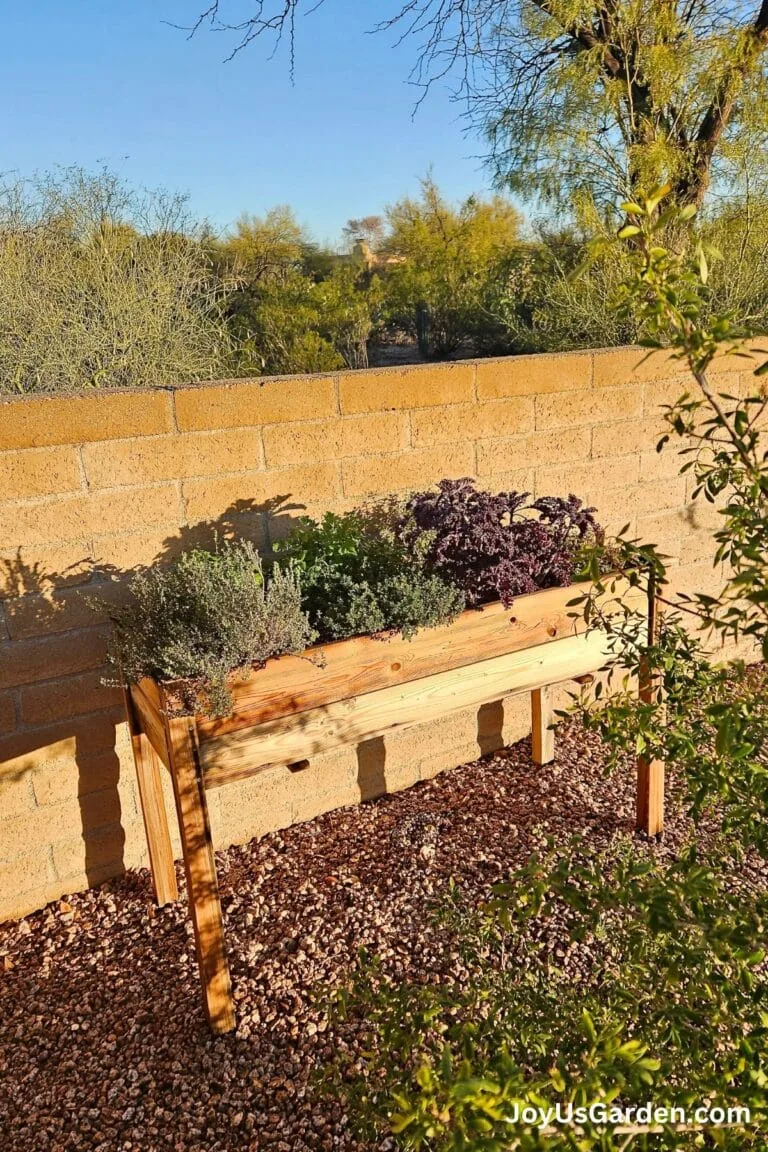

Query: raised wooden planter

[124,579,659,1034]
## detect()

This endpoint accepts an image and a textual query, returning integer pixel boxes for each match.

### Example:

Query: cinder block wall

[0,348,750,919]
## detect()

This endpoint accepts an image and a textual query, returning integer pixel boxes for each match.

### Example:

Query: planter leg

[123,686,178,905]
[637,579,665,838]
[637,757,665,838]
[531,686,555,765]
[167,717,235,1034]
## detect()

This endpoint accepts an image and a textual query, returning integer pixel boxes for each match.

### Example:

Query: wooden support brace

[531,685,555,765]
[123,684,178,906]
[166,716,235,1034]
[637,577,665,838]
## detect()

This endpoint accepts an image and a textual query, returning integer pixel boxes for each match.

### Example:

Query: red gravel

[0,723,724,1151]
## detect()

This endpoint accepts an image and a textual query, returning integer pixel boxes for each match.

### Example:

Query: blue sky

[1,1,505,245]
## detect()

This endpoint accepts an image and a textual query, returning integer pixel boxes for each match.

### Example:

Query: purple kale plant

[402,478,603,607]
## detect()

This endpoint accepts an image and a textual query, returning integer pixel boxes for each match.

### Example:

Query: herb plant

[276,506,465,642]
[403,478,603,605]
[107,539,314,716]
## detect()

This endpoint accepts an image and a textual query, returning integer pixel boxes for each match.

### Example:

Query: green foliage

[314,265,383,370]
[212,205,310,285]
[275,505,465,642]
[208,203,382,374]
[106,539,315,717]
[484,203,768,356]
[0,167,230,393]
[480,224,637,354]
[701,200,768,333]
[226,267,347,375]
[328,836,768,1149]
[9,167,768,390]
[477,0,768,214]
[223,262,381,376]
[317,190,768,1149]
[607,188,768,654]
[384,178,521,356]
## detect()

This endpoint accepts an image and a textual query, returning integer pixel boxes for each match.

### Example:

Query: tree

[224,260,381,375]
[383,177,521,356]
[191,2,768,212]
[212,205,309,284]
[342,215,386,253]
[0,167,229,393]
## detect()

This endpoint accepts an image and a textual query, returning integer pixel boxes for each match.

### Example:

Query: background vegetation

[5,166,768,394]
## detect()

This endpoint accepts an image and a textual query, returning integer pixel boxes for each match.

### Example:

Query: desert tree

[342,215,386,252]
[382,177,521,355]
[190,2,768,213]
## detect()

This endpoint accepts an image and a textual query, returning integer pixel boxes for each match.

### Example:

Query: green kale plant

[275,504,465,642]
[106,538,314,716]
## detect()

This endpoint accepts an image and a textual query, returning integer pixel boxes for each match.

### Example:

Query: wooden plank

[131,681,171,768]
[637,758,665,837]
[637,580,665,836]
[193,579,642,740]
[123,683,178,905]
[166,716,235,1034]
[531,685,555,765]
[202,630,612,788]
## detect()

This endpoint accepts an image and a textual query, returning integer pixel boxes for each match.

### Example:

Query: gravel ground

[0,722,751,1152]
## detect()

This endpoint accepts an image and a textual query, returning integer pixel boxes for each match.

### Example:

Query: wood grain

[192,580,641,741]
[201,630,612,788]
[123,683,178,906]
[531,685,555,765]
[637,582,665,836]
[165,716,235,1033]
[131,680,170,768]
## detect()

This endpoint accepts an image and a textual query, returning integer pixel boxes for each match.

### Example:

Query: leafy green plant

[570,186,768,855]
[275,504,465,642]
[106,539,315,716]
[327,834,768,1150]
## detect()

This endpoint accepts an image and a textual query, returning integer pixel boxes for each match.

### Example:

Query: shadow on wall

[0,493,312,906]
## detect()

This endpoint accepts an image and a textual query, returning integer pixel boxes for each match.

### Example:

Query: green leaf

[415,1064,433,1090]
[390,1111,417,1134]
[698,247,709,285]
[645,184,673,213]
[620,201,645,216]
[617,225,641,239]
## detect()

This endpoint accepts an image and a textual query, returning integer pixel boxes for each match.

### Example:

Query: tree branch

[530,0,623,77]
[680,0,768,204]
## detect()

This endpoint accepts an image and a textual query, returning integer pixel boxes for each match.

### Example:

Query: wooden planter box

[124,578,659,1034]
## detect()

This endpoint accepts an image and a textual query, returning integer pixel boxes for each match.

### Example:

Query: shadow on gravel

[0,721,690,1152]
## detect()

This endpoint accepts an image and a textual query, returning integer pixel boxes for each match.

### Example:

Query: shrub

[0,166,230,393]
[403,478,603,605]
[383,178,521,357]
[106,540,314,716]
[276,505,465,642]
[326,833,768,1149]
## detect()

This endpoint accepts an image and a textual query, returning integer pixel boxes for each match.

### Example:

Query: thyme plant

[107,539,314,716]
